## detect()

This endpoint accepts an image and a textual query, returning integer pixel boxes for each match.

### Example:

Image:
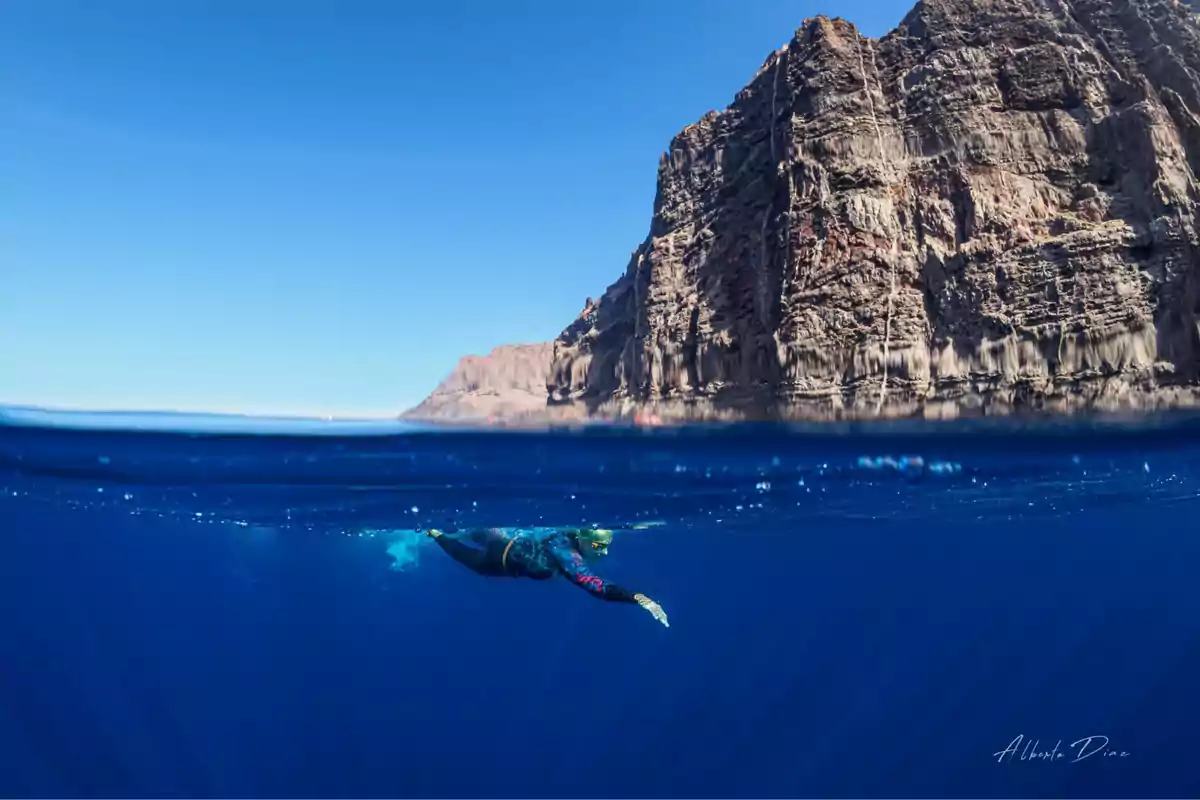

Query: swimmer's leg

[430,531,506,576]
[466,527,509,546]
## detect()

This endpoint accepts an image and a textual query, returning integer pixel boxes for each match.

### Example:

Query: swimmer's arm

[546,539,639,603]
[544,536,670,626]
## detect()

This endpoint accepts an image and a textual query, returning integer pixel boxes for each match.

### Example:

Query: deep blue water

[2,410,1200,798]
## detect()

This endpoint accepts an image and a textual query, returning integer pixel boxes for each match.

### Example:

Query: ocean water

[2,409,1200,798]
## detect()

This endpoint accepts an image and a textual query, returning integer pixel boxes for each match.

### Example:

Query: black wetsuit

[432,528,639,603]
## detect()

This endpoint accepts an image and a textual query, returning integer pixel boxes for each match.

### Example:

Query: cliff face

[403,343,555,422]
[550,0,1200,420]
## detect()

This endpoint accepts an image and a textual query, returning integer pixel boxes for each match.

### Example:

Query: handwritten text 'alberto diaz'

[994,735,1130,764]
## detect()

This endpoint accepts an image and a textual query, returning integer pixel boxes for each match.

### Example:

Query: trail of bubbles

[4,429,1197,550]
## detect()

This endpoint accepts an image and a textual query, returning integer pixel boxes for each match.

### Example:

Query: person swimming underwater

[424,526,669,627]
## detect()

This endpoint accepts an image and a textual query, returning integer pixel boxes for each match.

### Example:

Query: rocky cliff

[403,343,555,422]
[550,0,1200,420]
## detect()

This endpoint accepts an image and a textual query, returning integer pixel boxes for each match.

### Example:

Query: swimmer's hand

[634,593,669,628]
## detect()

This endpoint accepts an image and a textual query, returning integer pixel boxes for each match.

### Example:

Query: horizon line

[0,401,406,422]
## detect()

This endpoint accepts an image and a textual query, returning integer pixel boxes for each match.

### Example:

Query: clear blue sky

[1,0,908,417]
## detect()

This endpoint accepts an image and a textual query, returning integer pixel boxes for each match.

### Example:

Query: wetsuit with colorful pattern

[431,528,638,603]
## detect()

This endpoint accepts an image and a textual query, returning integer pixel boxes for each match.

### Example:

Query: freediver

[424,526,669,627]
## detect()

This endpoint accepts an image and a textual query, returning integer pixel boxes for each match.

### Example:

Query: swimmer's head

[571,526,614,558]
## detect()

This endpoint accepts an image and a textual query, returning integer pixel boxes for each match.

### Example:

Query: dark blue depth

[1,416,1198,798]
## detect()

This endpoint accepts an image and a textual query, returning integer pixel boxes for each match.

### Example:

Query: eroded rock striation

[403,343,555,422]
[550,0,1200,420]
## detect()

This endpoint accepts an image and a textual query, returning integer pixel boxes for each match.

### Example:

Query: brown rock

[549,0,1200,421]
[403,343,556,422]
